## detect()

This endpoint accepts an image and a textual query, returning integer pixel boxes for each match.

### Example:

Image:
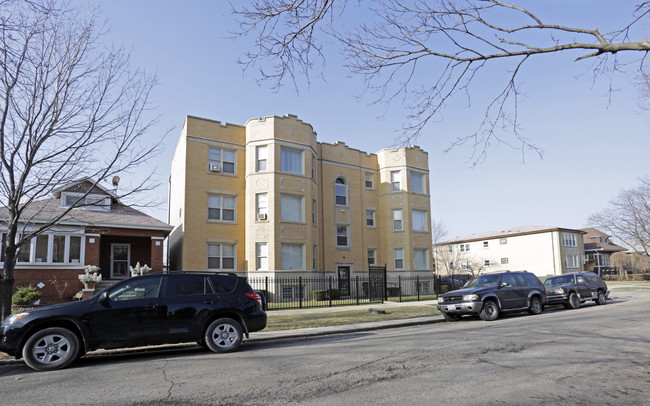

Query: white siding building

[435,226,586,278]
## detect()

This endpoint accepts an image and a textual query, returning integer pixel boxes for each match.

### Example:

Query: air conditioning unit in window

[209,163,221,172]
[257,213,267,221]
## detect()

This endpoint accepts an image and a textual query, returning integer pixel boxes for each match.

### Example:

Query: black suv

[0,272,266,371]
[544,272,608,309]
[437,271,547,321]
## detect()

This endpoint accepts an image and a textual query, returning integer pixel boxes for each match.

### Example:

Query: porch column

[151,237,165,272]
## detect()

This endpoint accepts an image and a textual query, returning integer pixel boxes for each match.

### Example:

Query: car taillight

[246,292,263,307]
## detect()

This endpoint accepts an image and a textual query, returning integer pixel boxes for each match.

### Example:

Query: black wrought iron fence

[246,275,439,311]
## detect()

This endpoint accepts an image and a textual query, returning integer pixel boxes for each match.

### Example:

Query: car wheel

[204,318,243,353]
[568,292,580,309]
[528,296,543,315]
[22,327,80,372]
[479,300,499,321]
[443,313,462,322]
[596,291,607,305]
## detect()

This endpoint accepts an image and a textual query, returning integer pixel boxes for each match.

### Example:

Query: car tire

[479,300,499,321]
[596,291,607,305]
[443,313,462,322]
[528,296,543,315]
[204,318,243,353]
[568,292,580,309]
[22,327,80,372]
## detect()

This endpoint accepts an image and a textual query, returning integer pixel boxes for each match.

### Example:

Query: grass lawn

[266,305,441,331]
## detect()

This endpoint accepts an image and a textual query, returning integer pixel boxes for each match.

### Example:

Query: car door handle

[203,300,214,304]
[145,304,159,309]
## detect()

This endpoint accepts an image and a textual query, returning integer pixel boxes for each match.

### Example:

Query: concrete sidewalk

[0,300,444,366]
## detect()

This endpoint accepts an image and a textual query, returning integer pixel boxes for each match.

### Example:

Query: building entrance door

[111,243,131,279]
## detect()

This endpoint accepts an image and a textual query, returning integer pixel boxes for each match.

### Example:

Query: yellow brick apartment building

[168,114,433,281]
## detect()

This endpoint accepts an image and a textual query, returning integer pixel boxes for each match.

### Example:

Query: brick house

[0,179,172,303]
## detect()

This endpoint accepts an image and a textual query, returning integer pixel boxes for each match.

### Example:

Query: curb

[0,316,446,367]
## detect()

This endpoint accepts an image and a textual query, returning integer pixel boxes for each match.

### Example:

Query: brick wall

[13,268,84,304]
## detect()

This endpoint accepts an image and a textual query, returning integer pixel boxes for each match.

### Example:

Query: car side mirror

[499,282,508,288]
[98,291,109,303]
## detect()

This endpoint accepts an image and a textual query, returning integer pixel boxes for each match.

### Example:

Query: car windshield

[544,275,574,286]
[463,274,500,288]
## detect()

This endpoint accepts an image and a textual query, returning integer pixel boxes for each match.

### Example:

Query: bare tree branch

[233,0,650,164]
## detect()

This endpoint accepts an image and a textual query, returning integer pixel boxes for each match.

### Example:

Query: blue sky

[85,1,650,239]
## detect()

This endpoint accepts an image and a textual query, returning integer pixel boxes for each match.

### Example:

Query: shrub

[312,289,341,301]
[12,285,43,306]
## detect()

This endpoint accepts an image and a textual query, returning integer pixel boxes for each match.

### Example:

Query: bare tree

[588,177,650,257]
[233,0,650,163]
[0,1,161,320]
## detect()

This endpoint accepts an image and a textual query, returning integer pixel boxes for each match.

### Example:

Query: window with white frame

[281,243,304,270]
[256,243,268,270]
[365,173,374,189]
[207,244,235,270]
[61,192,111,211]
[280,147,303,174]
[366,209,375,227]
[410,172,425,194]
[280,194,304,222]
[483,241,489,248]
[565,254,579,269]
[256,145,267,172]
[412,210,427,232]
[500,238,508,245]
[414,249,428,270]
[563,233,577,247]
[391,171,401,191]
[484,260,490,266]
[394,248,404,269]
[335,178,348,206]
[367,248,377,266]
[501,258,509,264]
[207,195,235,222]
[448,245,453,252]
[336,225,349,247]
[15,233,83,264]
[392,209,403,231]
[208,147,235,174]
[460,261,470,270]
[459,243,470,252]
[256,193,268,220]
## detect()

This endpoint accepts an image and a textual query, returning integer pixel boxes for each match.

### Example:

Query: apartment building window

[394,248,404,269]
[391,171,401,191]
[459,243,470,252]
[208,147,235,174]
[312,199,317,225]
[207,244,235,270]
[335,178,348,206]
[311,156,316,179]
[501,257,509,264]
[410,172,425,194]
[367,248,377,266]
[565,254,579,269]
[256,145,267,172]
[392,209,403,231]
[414,249,428,270]
[281,243,303,269]
[500,238,508,244]
[365,173,374,189]
[448,245,453,253]
[15,233,83,264]
[483,241,489,248]
[366,209,376,227]
[256,243,268,270]
[412,210,427,232]
[563,233,577,247]
[280,194,303,222]
[256,193,268,220]
[280,147,302,174]
[484,260,490,267]
[460,261,470,270]
[208,195,235,222]
[313,245,317,270]
[336,225,349,247]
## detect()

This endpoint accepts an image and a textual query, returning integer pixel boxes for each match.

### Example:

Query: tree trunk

[0,277,15,321]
